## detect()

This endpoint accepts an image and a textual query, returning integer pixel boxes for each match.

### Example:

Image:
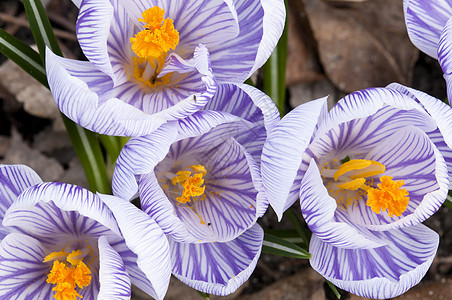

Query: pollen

[366,175,409,217]
[45,249,92,300]
[130,6,179,60]
[172,165,207,203]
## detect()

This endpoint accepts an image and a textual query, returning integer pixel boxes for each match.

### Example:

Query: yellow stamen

[366,175,409,217]
[335,178,366,190]
[333,159,385,181]
[130,6,179,60]
[45,249,92,300]
[172,165,207,203]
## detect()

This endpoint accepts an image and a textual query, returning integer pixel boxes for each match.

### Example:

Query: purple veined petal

[107,0,135,87]
[4,182,121,240]
[317,88,428,138]
[0,165,42,240]
[112,122,179,201]
[117,0,239,55]
[208,0,264,83]
[46,48,169,136]
[365,128,448,231]
[262,97,328,220]
[310,224,438,299]
[308,105,437,161]
[72,0,81,8]
[344,125,445,229]
[404,0,452,58]
[171,223,263,296]
[158,52,197,78]
[0,233,53,299]
[98,236,131,300]
[427,129,452,189]
[300,160,386,249]
[247,0,286,77]
[79,263,101,300]
[439,17,452,77]
[99,194,171,300]
[76,0,115,80]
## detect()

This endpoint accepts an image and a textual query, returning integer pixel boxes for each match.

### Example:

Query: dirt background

[0,0,451,299]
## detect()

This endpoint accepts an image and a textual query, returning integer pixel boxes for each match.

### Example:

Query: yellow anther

[45,249,92,300]
[366,175,409,217]
[334,159,385,181]
[44,251,69,263]
[130,6,179,60]
[335,178,366,191]
[172,165,207,203]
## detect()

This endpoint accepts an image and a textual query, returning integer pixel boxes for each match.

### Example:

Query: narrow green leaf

[263,0,288,116]
[264,229,306,245]
[197,291,210,299]
[445,192,452,210]
[284,208,310,249]
[23,0,62,62]
[99,135,124,165]
[0,29,47,86]
[262,233,311,259]
[326,280,341,299]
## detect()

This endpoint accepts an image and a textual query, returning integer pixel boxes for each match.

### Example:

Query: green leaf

[445,192,452,210]
[263,0,288,116]
[326,280,341,299]
[197,291,210,299]
[284,208,310,249]
[264,229,306,245]
[262,233,311,259]
[23,0,62,62]
[0,29,47,86]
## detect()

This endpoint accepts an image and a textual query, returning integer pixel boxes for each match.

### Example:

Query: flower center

[130,6,179,88]
[130,6,179,60]
[331,159,409,217]
[171,164,207,204]
[44,249,92,300]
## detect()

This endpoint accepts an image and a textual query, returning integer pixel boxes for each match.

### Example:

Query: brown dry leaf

[303,0,419,92]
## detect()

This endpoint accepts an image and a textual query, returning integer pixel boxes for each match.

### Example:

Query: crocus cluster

[262,84,452,299]
[4,0,452,299]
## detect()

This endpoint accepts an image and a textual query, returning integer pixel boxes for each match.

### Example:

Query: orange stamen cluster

[366,175,409,217]
[130,6,179,60]
[172,165,207,203]
[44,249,92,300]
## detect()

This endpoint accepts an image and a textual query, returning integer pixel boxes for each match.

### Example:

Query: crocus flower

[0,164,171,300]
[262,84,452,299]
[45,0,285,136]
[111,83,279,294]
[404,0,452,102]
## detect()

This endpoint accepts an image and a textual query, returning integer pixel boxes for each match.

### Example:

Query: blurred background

[0,0,451,299]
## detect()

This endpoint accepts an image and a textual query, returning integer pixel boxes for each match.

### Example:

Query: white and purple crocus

[404,0,452,102]
[45,0,285,136]
[0,164,172,300]
[262,84,452,299]
[111,82,279,295]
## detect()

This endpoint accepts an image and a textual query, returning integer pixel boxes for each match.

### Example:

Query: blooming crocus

[45,0,285,136]
[111,83,279,294]
[261,84,452,299]
[404,0,452,102]
[0,164,171,300]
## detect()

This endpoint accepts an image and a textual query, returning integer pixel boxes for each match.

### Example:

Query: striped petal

[4,182,121,242]
[46,48,167,136]
[300,159,386,249]
[404,0,452,58]
[99,194,171,300]
[317,88,429,138]
[262,97,328,220]
[0,165,42,239]
[98,236,131,300]
[439,17,452,76]
[76,0,115,79]
[0,233,52,299]
[310,224,439,299]
[171,223,263,296]
[248,0,286,77]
